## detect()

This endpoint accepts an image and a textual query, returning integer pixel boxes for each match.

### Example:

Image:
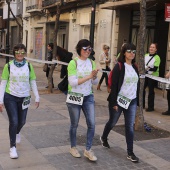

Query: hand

[165,71,170,79]
[35,102,39,109]
[89,70,98,79]
[113,106,118,111]
[0,104,4,112]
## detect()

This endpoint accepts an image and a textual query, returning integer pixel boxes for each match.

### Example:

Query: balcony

[42,0,60,8]
[26,4,42,13]
[100,0,139,10]
[0,0,5,4]
[101,0,170,10]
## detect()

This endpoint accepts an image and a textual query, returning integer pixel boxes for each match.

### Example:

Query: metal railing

[42,0,60,7]
[26,4,42,11]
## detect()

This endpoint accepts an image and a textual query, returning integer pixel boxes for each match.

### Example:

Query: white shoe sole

[84,153,97,161]
[10,155,18,159]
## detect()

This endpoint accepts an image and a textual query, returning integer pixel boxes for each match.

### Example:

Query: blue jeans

[4,93,28,147]
[66,94,95,151]
[102,98,137,154]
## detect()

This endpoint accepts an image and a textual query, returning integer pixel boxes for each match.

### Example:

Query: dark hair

[118,43,136,64]
[48,43,53,49]
[56,46,73,63]
[13,43,27,56]
[76,39,92,56]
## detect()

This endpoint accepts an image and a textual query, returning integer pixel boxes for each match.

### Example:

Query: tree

[6,0,23,44]
[48,0,64,93]
[135,0,146,131]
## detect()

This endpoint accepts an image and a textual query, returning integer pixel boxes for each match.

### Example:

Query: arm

[30,80,40,108]
[108,63,121,108]
[0,80,7,112]
[147,66,158,72]
[68,70,98,86]
[29,64,40,108]
[68,59,98,86]
[165,71,170,79]
[99,53,106,64]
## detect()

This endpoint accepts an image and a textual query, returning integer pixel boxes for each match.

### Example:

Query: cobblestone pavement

[0,57,170,170]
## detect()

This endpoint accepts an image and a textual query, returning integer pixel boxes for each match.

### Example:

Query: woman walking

[66,39,98,161]
[100,43,139,163]
[97,45,111,91]
[0,44,40,159]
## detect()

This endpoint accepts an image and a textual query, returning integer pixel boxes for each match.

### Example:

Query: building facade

[100,0,170,77]
[22,0,113,67]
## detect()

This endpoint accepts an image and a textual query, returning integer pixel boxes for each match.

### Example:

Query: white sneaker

[70,147,81,158]
[84,149,97,161]
[16,133,21,144]
[10,147,18,159]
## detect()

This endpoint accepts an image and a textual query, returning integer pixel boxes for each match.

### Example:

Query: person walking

[66,39,98,161]
[97,45,111,91]
[0,44,40,159]
[144,43,160,112]
[100,43,139,163]
[46,43,54,88]
[162,71,170,115]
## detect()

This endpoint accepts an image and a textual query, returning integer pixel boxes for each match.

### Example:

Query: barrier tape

[1,53,170,84]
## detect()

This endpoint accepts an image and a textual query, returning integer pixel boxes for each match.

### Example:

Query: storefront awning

[100,0,140,10]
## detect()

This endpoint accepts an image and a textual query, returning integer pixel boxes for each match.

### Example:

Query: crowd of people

[0,39,169,164]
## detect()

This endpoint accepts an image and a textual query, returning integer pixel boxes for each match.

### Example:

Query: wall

[68,6,113,69]
[118,10,131,50]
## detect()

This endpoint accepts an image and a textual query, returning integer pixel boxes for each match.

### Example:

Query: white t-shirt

[68,58,96,96]
[119,63,138,100]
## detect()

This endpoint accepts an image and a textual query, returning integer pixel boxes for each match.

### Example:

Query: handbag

[43,64,48,72]
[58,75,68,92]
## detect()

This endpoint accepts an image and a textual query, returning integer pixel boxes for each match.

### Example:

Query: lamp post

[89,0,96,61]
[6,0,10,63]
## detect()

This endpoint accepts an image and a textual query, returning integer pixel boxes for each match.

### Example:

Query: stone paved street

[0,57,170,170]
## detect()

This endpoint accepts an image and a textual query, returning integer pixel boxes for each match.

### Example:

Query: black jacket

[107,62,139,107]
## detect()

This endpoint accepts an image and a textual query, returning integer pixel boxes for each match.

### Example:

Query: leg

[66,103,81,148]
[4,93,19,148]
[17,98,28,134]
[104,72,108,86]
[147,78,156,110]
[82,94,97,161]
[123,98,137,154]
[143,77,148,108]
[82,94,95,151]
[167,90,170,111]
[99,71,105,85]
[162,90,170,115]
[102,104,122,140]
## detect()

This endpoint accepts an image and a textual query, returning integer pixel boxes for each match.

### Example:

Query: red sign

[165,3,170,22]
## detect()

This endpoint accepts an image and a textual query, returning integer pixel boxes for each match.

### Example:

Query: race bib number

[117,94,131,109]
[22,96,31,110]
[66,92,84,105]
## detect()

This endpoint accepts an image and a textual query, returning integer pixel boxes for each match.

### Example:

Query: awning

[100,0,140,10]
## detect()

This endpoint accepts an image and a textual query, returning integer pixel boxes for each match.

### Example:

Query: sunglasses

[15,51,26,55]
[126,50,136,54]
[82,47,93,52]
